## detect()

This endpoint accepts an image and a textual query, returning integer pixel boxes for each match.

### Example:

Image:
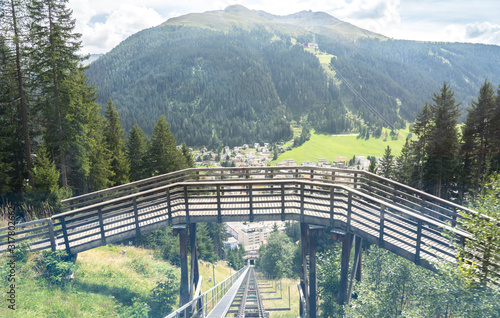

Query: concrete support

[309,230,317,318]
[338,233,353,305]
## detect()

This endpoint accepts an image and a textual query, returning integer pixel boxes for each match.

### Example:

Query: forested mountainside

[86,5,500,147]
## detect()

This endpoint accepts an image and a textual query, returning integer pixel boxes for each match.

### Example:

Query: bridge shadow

[75,281,142,306]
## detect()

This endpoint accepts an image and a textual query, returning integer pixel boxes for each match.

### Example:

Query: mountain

[86,5,500,148]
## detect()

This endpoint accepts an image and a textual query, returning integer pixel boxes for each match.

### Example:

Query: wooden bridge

[1,167,497,317]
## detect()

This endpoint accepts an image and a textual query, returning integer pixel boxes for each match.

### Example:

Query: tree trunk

[10,0,34,187]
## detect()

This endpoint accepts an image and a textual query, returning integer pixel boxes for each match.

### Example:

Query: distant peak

[224,5,251,13]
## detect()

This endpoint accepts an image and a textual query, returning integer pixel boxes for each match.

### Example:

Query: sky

[68,0,500,55]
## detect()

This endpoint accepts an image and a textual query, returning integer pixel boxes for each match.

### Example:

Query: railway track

[227,267,268,318]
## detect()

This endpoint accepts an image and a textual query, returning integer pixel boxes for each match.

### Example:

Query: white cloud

[465,22,500,45]
[68,0,500,54]
[70,2,165,54]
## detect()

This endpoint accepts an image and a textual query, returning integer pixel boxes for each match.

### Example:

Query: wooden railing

[1,167,497,284]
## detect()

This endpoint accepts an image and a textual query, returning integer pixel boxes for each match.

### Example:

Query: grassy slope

[273,127,412,165]
[0,245,233,317]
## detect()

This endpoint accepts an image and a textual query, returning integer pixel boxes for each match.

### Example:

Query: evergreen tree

[88,115,114,191]
[424,82,461,199]
[395,139,413,184]
[149,115,184,175]
[26,143,62,211]
[2,0,35,187]
[492,86,500,171]
[379,146,394,179]
[127,123,149,182]
[28,0,84,188]
[104,98,129,185]
[368,157,378,174]
[461,80,496,195]
[411,103,433,189]
[180,141,194,168]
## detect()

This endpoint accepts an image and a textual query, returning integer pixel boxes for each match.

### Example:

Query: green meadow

[272,127,412,165]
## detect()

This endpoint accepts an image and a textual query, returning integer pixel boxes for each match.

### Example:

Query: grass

[258,276,300,318]
[272,127,412,166]
[0,244,234,317]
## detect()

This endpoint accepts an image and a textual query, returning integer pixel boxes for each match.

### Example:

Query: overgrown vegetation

[0,244,234,317]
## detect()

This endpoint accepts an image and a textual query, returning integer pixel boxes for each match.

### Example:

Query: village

[190,142,376,170]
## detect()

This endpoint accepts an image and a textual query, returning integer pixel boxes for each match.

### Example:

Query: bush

[149,269,178,318]
[122,298,150,318]
[35,250,75,285]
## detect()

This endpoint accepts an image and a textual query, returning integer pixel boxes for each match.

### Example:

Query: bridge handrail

[164,266,249,318]
[49,179,469,238]
[59,166,480,221]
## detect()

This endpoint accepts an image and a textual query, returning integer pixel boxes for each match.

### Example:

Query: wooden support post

[281,183,285,221]
[309,230,317,318]
[347,235,362,304]
[133,197,141,237]
[184,186,190,223]
[178,227,189,307]
[60,217,71,254]
[300,223,309,317]
[415,219,423,265]
[47,218,57,252]
[189,223,199,301]
[353,173,358,189]
[249,185,253,222]
[356,240,362,282]
[379,205,385,247]
[217,185,222,223]
[338,233,352,305]
[98,207,106,246]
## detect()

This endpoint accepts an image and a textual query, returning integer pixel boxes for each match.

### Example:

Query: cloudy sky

[68,0,500,55]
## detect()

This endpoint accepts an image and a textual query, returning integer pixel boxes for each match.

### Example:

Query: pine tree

[149,115,184,175]
[490,86,500,173]
[424,82,461,199]
[180,141,194,168]
[28,0,84,188]
[379,145,395,179]
[104,98,129,185]
[2,0,35,187]
[26,143,62,211]
[127,123,149,181]
[88,115,114,191]
[461,80,496,194]
[396,139,413,185]
[412,103,433,190]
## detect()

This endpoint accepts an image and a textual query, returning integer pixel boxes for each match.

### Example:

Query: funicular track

[227,267,267,318]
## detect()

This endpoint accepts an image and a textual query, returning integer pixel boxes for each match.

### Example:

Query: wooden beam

[338,233,352,305]
[309,229,317,318]
[347,235,362,304]
[189,223,199,302]
[178,227,189,307]
[300,222,309,317]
